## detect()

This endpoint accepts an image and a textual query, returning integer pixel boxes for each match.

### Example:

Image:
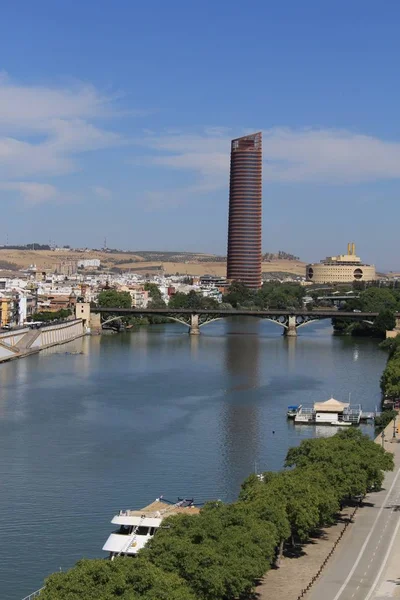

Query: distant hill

[263,251,300,261]
[0,248,306,277]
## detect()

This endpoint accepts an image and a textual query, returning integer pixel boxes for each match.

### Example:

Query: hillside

[0,249,307,277]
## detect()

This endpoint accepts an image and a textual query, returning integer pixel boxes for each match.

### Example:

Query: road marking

[330,464,400,600]
[364,513,400,600]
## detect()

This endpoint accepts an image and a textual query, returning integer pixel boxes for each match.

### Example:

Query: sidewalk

[372,419,400,600]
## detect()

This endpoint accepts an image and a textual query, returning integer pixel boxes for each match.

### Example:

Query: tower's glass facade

[227,132,262,288]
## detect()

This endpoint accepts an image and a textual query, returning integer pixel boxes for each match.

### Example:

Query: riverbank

[256,418,398,600]
[0,319,86,363]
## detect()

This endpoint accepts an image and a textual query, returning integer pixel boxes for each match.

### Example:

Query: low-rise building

[0,296,14,325]
[306,243,376,284]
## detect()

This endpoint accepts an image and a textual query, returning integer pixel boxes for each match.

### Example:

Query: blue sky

[1,0,400,269]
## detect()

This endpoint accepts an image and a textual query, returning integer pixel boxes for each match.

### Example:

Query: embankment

[0,319,86,363]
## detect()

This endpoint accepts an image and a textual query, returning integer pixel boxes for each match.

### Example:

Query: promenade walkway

[306,420,400,600]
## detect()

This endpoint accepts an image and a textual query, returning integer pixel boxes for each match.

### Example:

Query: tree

[97,290,132,328]
[255,282,305,310]
[381,357,400,399]
[168,291,219,310]
[30,309,72,322]
[39,557,196,600]
[375,409,397,432]
[143,503,277,600]
[285,429,394,500]
[98,289,132,309]
[144,283,163,303]
[360,288,398,313]
[238,476,291,564]
[223,281,255,308]
[373,309,396,337]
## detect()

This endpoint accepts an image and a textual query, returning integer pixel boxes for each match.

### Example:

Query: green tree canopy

[360,288,398,312]
[285,429,394,498]
[30,309,72,322]
[98,289,132,309]
[256,282,305,310]
[143,502,277,600]
[373,309,396,336]
[168,290,219,310]
[144,283,163,302]
[222,281,256,308]
[381,356,400,399]
[39,557,196,600]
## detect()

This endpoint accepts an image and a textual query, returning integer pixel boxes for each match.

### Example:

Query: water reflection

[221,319,261,494]
[0,320,387,600]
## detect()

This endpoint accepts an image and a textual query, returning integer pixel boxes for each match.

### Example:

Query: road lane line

[330,464,400,600]
[364,512,400,600]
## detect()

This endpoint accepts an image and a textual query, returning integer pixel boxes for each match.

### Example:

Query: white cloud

[91,185,112,199]
[0,182,59,205]
[0,73,130,203]
[137,127,400,187]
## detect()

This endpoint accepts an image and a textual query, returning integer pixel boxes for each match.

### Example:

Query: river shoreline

[256,418,398,600]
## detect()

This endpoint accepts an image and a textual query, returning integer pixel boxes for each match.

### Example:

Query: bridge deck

[92,308,389,318]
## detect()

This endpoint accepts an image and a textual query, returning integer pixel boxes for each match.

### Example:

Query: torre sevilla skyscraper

[226,132,262,289]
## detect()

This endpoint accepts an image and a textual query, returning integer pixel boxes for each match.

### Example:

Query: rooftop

[120,498,201,519]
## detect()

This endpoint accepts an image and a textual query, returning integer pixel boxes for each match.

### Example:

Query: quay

[0,319,86,363]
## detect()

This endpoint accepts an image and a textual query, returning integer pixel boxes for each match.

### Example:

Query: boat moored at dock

[294,397,365,426]
[102,497,200,559]
[287,404,302,418]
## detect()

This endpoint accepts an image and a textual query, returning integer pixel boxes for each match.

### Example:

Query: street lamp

[381,431,386,448]
[393,414,397,441]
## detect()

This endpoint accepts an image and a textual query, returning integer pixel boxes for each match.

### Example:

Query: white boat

[287,404,302,418]
[102,497,200,559]
[294,397,361,426]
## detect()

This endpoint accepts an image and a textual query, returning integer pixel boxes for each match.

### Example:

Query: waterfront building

[306,243,376,284]
[227,132,262,289]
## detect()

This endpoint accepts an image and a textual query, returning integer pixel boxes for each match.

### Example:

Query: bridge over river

[87,306,400,336]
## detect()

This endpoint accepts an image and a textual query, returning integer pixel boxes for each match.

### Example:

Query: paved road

[307,430,400,600]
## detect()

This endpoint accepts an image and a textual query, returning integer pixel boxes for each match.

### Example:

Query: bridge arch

[88,305,384,337]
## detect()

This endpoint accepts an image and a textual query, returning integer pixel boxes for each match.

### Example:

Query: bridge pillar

[90,312,102,335]
[189,314,200,335]
[285,315,297,337]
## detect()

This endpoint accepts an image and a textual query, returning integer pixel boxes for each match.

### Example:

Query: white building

[77,259,101,269]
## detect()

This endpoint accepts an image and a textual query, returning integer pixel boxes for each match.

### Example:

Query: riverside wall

[0,319,86,363]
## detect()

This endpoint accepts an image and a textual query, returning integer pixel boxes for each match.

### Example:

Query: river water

[0,319,387,600]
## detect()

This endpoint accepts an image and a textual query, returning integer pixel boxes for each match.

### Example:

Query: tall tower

[227,132,262,289]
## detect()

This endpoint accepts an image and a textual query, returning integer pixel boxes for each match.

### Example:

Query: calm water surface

[0,319,387,599]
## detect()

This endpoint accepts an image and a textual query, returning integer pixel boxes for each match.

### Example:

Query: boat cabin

[294,397,362,425]
[103,498,200,559]
[313,398,349,423]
